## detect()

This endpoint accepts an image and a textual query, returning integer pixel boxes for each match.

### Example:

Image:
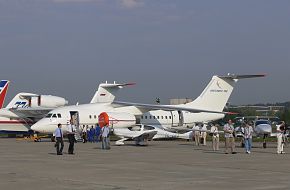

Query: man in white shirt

[67,119,76,154]
[277,121,286,154]
[192,124,200,146]
[54,123,64,155]
[101,124,110,150]
[244,122,254,154]
[223,120,236,154]
[201,123,208,146]
[210,124,220,151]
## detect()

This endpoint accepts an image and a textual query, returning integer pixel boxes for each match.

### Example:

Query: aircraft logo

[0,80,10,108]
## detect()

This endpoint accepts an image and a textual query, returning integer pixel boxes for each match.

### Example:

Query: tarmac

[0,138,290,190]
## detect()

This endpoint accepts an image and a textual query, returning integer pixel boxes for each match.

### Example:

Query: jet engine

[98,112,136,128]
[28,95,68,108]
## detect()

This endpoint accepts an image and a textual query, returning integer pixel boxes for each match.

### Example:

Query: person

[82,125,87,143]
[192,124,200,146]
[277,121,286,154]
[244,122,254,154]
[201,123,208,146]
[67,119,76,154]
[95,123,101,143]
[210,124,220,151]
[223,119,236,154]
[101,124,110,150]
[54,123,64,155]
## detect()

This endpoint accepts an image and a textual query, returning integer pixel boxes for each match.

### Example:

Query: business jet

[0,80,68,134]
[31,74,265,136]
[114,124,193,145]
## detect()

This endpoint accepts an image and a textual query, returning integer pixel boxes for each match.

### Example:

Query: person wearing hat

[223,119,236,154]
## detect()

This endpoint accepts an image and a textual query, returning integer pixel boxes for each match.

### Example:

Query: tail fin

[0,80,10,108]
[90,82,135,104]
[6,92,37,109]
[184,74,265,112]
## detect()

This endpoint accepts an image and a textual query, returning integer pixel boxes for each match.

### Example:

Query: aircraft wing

[132,130,157,139]
[113,101,234,115]
[9,107,53,118]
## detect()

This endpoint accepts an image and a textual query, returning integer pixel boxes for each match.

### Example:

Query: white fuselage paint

[31,103,224,134]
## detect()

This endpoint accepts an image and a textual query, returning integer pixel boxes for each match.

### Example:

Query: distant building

[170,98,192,105]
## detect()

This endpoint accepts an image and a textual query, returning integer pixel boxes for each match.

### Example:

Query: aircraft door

[70,111,80,134]
[178,111,184,127]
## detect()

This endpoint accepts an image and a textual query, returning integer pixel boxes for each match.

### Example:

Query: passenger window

[150,116,152,119]
[161,116,164,119]
[57,114,61,118]
[165,116,168,119]
[94,115,96,119]
[169,116,172,119]
[153,116,156,119]
[145,116,147,119]
[157,116,160,119]
[89,115,92,119]
[52,114,57,118]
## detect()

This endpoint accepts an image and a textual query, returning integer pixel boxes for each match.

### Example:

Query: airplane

[31,74,265,137]
[235,119,285,148]
[0,80,68,134]
[113,124,193,145]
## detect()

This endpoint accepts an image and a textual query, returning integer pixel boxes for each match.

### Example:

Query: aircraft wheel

[263,142,267,149]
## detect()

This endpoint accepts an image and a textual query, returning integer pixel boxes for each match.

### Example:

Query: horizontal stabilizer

[91,82,135,104]
[218,74,266,79]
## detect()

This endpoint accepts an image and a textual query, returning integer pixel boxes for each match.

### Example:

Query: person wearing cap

[223,119,236,154]
[54,123,64,155]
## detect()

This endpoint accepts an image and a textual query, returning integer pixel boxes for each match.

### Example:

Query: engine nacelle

[30,95,68,108]
[98,112,136,128]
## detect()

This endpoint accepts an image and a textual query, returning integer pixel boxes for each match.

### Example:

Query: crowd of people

[53,118,288,156]
[192,119,288,154]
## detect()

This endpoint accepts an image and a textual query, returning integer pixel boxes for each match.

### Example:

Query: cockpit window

[52,114,57,118]
[255,120,270,125]
[46,113,52,118]
[57,114,62,118]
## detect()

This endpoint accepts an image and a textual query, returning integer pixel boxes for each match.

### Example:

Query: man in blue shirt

[54,123,64,155]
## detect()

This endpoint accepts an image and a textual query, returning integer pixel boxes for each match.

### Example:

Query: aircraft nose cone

[30,123,39,132]
[260,125,272,134]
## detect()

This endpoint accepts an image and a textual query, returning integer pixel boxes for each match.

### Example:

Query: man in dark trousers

[54,123,64,155]
[67,119,76,154]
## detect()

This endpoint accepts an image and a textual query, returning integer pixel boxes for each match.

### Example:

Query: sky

[0,0,290,106]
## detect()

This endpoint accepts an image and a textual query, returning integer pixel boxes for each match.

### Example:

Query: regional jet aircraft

[31,74,265,137]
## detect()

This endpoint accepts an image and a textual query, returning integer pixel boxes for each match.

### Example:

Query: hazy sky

[0,0,289,106]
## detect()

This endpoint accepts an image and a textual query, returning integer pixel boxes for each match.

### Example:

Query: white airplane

[0,80,68,134]
[235,119,282,148]
[114,124,193,145]
[31,74,265,136]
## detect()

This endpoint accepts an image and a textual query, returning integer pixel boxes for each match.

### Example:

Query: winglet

[0,80,10,108]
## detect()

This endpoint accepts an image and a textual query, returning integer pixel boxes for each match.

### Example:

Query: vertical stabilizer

[90,82,135,104]
[0,80,10,108]
[185,74,265,112]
